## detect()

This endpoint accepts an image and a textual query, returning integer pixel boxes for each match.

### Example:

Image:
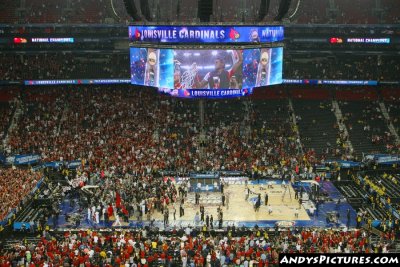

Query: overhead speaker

[123,0,141,21]
[198,0,213,22]
[140,0,152,21]
[258,0,271,22]
[274,0,292,21]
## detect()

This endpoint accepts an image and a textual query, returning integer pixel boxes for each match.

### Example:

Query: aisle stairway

[292,100,341,158]
[339,101,394,158]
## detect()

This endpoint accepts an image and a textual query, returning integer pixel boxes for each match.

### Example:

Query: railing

[356,173,400,220]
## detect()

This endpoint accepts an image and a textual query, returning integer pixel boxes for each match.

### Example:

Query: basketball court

[151,183,310,223]
[50,179,358,230]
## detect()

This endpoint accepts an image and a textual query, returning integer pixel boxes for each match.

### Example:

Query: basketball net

[180,63,198,89]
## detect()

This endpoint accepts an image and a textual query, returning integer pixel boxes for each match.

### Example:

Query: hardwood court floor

[150,184,310,223]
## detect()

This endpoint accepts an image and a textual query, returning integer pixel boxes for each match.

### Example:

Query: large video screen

[129,25,284,44]
[130,47,283,98]
[242,48,283,88]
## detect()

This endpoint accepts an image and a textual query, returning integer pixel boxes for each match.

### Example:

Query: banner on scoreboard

[330,37,391,44]
[19,79,400,88]
[157,88,253,98]
[283,79,378,86]
[129,25,284,43]
[24,79,131,86]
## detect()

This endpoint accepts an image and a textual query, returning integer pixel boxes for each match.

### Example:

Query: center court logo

[249,196,259,205]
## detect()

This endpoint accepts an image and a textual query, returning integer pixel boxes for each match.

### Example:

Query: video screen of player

[173,49,243,90]
[130,47,283,93]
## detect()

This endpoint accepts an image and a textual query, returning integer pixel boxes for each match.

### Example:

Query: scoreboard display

[130,47,283,98]
[129,25,284,44]
[129,25,284,98]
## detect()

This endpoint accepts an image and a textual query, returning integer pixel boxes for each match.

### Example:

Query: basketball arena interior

[0,0,400,266]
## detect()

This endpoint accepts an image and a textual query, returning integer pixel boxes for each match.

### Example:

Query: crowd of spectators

[386,102,400,134]
[340,101,398,155]
[1,1,400,263]
[1,53,399,82]
[2,86,399,172]
[351,171,400,233]
[5,87,196,174]
[0,168,42,221]
[3,87,315,177]
[0,87,20,147]
[0,102,15,141]
[7,87,65,156]
[378,56,400,81]
[291,100,351,160]
[0,54,129,81]
[0,85,399,223]
[0,227,396,266]
[284,56,400,82]
[248,100,307,172]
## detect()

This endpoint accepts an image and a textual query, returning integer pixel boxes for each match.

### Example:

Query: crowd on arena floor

[0,227,397,266]
[0,85,398,223]
[0,86,319,226]
[71,170,180,227]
